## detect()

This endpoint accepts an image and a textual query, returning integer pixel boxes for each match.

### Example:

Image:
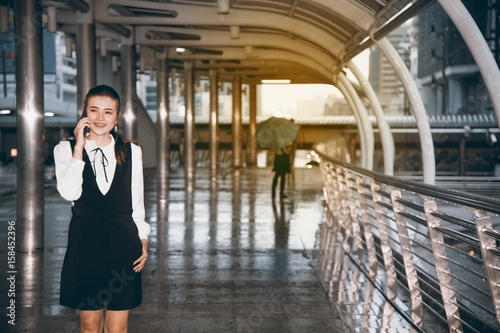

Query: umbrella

[256,117,300,149]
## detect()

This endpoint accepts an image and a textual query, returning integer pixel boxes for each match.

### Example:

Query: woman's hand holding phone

[72,117,91,160]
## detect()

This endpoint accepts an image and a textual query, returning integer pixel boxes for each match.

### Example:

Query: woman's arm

[130,144,151,240]
[53,141,85,201]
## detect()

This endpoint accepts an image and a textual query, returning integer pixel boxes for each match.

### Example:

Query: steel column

[209,68,219,175]
[184,60,195,180]
[76,11,96,116]
[248,83,257,167]
[120,43,138,140]
[15,0,45,252]
[459,136,466,176]
[232,76,242,168]
[157,56,170,201]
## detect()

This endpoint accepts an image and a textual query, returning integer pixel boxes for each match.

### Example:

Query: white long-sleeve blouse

[53,136,150,240]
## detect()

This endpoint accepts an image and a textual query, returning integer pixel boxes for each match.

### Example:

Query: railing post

[318,216,335,282]
[321,163,339,221]
[336,167,352,245]
[422,197,463,332]
[371,182,398,300]
[346,171,363,265]
[391,190,423,329]
[473,211,500,327]
[356,176,378,279]
[320,162,344,281]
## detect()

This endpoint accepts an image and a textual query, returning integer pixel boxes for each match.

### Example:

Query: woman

[54,85,150,332]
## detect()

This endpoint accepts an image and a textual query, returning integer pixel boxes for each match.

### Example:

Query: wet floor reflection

[155,171,169,288]
[1,167,355,332]
[231,169,241,253]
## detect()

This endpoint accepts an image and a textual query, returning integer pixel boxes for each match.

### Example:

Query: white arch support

[347,61,395,175]
[338,73,374,170]
[337,79,367,169]
[375,37,435,185]
[438,0,500,126]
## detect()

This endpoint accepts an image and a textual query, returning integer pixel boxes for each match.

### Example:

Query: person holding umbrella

[255,117,300,200]
[272,145,291,200]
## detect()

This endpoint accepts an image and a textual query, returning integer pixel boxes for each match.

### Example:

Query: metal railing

[314,137,500,333]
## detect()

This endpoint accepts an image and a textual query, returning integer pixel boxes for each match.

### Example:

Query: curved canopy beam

[94,1,346,63]
[165,47,332,83]
[135,27,338,73]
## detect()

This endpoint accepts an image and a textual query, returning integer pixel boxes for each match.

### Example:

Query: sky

[260,50,370,117]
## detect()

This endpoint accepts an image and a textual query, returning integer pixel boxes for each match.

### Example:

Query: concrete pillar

[232,76,242,168]
[209,68,219,176]
[184,60,195,180]
[76,6,96,116]
[157,56,170,202]
[15,0,45,252]
[120,43,137,140]
[248,83,258,167]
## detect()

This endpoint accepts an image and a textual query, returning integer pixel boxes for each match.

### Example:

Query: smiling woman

[53,85,150,333]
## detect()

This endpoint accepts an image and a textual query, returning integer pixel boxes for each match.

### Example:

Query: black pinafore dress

[60,142,143,311]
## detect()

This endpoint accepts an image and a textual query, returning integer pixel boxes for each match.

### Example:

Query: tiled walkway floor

[0,166,351,332]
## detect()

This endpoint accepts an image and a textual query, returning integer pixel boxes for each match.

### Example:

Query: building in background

[415,0,494,116]
[369,0,497,118]
[0,29,77,165]
[0,30,76,113]
[369,23,412,116]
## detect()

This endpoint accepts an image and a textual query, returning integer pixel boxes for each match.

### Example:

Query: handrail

[313,142,500,215]
[313,137,500,333]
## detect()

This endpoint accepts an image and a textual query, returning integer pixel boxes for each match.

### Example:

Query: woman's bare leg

[104,310,130,333]
[80,310,104,333]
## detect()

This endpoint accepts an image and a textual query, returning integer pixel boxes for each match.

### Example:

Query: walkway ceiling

[36,0,435,83]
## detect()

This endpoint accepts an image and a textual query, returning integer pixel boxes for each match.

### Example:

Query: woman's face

[86,95,119,138]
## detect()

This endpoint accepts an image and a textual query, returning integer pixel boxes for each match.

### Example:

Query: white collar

[85,135,115,151]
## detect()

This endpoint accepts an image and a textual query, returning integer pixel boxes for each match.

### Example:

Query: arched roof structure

[6,0,498,183]
[47,0,436,83]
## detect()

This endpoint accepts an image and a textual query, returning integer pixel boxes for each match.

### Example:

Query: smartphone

[81,109,90,137]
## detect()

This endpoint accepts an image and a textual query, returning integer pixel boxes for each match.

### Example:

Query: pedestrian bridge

[3,0,500,332]
[2,138,500,332]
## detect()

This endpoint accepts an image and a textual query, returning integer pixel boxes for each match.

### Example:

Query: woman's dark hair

[82,85,127,165]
